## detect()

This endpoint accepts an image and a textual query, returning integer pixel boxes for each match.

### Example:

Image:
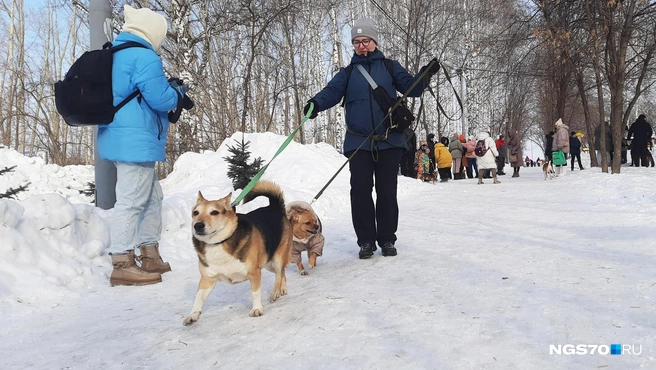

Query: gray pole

[462,75,467,135]
[89,0,116,209]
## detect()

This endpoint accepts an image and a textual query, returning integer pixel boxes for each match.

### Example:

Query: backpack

[343,60,415,133]
[54,41,147,127]
[474,139,488,157]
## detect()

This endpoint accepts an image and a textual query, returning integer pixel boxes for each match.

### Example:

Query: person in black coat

[627,114,654,167]
[545,131,554,161]
[427,133,436,174]
[569,131,584,170]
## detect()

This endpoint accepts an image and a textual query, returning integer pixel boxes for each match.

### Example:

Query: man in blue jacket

[304,18,438,259]
[569,131,584,171]
[99,5,188,286]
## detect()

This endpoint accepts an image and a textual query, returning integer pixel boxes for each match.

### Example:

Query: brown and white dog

[543,160,556,180]
[183,180,292,325]
[286,201,324,275]
[420,172,437,184]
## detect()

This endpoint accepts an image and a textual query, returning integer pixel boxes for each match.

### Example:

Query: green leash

[230,103,314,207]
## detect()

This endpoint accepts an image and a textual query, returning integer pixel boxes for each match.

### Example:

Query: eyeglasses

[353,38,372,47]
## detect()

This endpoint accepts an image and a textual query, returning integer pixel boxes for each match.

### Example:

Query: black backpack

[343,60,415,133]
[54,41,147,127]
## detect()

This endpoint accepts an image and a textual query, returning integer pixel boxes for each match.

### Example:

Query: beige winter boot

[138,243,171,274]
[492,169,501,184]
[110,250,162,286]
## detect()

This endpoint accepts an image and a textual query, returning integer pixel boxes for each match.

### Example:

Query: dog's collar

[207,233,233,246]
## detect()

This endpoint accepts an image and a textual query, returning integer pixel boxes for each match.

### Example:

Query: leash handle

[230,103,314,207]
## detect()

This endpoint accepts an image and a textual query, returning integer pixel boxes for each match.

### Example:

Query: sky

[0,132,654,369]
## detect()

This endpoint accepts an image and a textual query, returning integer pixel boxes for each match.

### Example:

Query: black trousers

[347,148,402,247]
[570,152,583,169]
[437,167,452,180]
[633,145,649,167]
[496,157,506,173]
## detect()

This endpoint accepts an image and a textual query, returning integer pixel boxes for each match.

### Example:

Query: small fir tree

[224,139,265,190]
[0,165,30,199]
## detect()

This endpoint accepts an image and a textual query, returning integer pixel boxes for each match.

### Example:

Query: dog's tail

[242,180,285,210]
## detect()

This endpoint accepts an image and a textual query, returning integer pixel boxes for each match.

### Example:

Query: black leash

[368,0,464,121]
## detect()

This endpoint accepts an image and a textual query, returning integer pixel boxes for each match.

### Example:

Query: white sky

[0,132,654,369]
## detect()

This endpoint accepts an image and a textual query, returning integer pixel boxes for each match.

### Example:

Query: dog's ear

[286,206,300,221]
[218,192,233,207]
[197,191,206,202]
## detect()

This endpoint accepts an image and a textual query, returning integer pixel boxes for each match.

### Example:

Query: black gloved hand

[303,99,319,119]
[421,58,440,78]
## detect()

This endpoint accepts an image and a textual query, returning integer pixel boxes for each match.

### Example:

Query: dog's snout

[194,222,205,232]
[307,225,319,234]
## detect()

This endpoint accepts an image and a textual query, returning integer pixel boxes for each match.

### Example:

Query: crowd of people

[405,114,656,185]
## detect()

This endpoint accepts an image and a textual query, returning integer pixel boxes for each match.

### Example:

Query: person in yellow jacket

[434,137,453,182]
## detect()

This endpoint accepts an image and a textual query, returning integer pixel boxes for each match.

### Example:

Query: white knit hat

[122,5,168,52]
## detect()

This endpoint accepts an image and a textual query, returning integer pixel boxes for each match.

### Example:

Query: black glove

[303,99,319,119]
[422,58,440,77]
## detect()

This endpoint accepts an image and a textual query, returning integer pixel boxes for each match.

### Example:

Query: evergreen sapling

[224,139,264,190]
[0,165,30,199]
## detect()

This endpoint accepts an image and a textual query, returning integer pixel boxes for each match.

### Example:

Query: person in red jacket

[495,134,507,175]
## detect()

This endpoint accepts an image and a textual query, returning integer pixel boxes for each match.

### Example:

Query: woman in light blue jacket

[99,5,187,287]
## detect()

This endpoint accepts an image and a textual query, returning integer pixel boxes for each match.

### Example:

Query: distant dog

[420,172,437,184]
[286,201,324,276]
[184,180,292,326]
[543,160,556,180]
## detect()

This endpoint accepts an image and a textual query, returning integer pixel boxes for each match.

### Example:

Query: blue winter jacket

[310,49,427,154]
[97,32,180,163]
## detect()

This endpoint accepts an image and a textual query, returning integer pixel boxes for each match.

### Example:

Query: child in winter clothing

[448,133,466,179]
[102,5,186,287]
[463,136,478,178]
[434,137,453,182]
[414,142,430,178]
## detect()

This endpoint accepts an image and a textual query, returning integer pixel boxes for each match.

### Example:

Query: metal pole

[89,0,116,209]
[457,69,466,135]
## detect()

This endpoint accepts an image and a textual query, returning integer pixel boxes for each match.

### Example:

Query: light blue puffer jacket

[97,32,179,163]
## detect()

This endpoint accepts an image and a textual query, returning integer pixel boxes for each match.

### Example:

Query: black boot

[380,242,397,257]
[358,242,376,259]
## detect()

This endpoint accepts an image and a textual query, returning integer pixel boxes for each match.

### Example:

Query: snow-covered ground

[0,133,654,369]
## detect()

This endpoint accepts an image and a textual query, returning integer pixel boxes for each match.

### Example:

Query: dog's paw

[270,288,287,301]
[183,312,201,326]
[249,308,263,317]
[299,269,308,276]
[308,263,315,269]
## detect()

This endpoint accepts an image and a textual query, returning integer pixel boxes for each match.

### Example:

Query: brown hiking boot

[138,243,171,274]
[110,250,162,286]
